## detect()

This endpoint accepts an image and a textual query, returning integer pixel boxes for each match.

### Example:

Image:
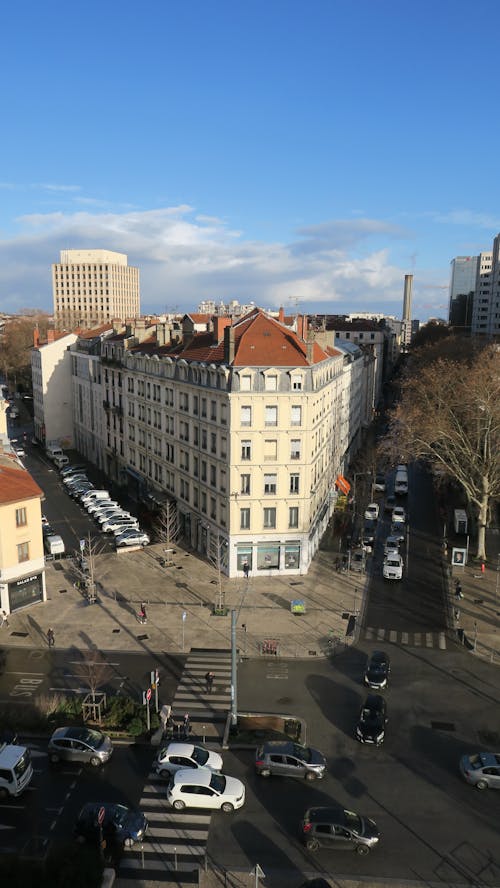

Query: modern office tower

[448,256,478,330]
[489,234,500,337]
[401,274,413,349]
[52,249,140,330]
[471,252,493,335]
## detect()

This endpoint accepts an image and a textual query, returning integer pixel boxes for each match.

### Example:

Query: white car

[167,768,245,812]
[87,500,119,515]
[101,517,138,533]
[14,446,26,458]
[115,529,150,548]
[154,743,223,778]
[96,510,130,525]
[364,503,379,521]
[392,506,406,524]
[384,535,401,557]
[383,553,404,580]
[63,473,88,487]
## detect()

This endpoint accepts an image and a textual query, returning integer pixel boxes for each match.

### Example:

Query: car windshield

[386,558,399,567]
[343,809,362,833]
[191,747,209,766]
[80,729,104,748]
[111,805,128,826]
[292,744,311,761]
[209,773,226,793]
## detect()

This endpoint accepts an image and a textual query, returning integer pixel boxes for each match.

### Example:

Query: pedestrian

[0,610,9,628]
[47,627,55,647]
[205,671,215,694]
[455,580,463,600]
[242,560,249,579]
[138,602,147,624]
[454,609,460,623]
[182,713,191,739]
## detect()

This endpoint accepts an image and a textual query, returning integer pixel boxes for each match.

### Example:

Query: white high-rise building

[53,249,140,330]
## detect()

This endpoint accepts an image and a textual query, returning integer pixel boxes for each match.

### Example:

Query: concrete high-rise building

[448,256,478,330]
[52,249,140,330]
[401,274,413,349]
[471,252,493,334]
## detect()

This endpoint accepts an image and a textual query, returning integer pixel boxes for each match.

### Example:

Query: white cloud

[0,205,411,315]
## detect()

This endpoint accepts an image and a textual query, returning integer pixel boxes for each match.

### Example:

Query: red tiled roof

[78,324,114,339]
[184,313,212,324]
[0,464,44,505]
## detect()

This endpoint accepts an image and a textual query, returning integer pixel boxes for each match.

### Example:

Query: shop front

[8,571,45,613]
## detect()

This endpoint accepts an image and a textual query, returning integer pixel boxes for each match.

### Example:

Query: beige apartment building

[32,329,78,445]
[53,249,140,331]
[0,400,46,615]
[92,310,348,576]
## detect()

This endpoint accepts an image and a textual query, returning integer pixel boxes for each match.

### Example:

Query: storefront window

[9,573,43,612]
[257,543,280,570]
[236,547,252,571]
[284,543,301,569]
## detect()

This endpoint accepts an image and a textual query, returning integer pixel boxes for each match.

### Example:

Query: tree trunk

[476,492,489,562]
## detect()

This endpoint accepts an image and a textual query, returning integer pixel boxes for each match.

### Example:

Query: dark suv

[300,806,379,854]
[355,695,387,745]
[255,741,326,780]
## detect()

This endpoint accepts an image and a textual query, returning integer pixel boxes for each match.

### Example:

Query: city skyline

[1,1,499,321]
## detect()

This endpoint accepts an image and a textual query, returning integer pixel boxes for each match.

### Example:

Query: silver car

[460,752,500,789]
[48,726,113,767]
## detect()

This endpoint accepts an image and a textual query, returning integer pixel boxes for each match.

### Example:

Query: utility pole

[230,609,237,727]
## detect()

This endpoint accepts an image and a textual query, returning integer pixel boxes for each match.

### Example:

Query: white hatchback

[154,743,223,778]
[364,503,380,521]
[167,768,245,812]
[392,506,406,524]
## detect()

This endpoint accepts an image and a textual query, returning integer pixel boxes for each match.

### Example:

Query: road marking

[377,628,385,640]
[49,687,88,693]
[365,627,374,639]
[389,630,397,642]
[414,633,421,646]
[439,632,447,650]
[4,671,45,676]
[68,659,120,666]
[0,804,26,809]
[401,632,409,644]
[426,632,433,647]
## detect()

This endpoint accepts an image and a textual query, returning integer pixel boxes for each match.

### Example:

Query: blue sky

[1,0,499,321]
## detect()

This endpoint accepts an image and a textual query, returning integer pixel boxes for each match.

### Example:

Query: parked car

[364,503,379,521]
[374,473,386,492]
[364,651,390,689]
[70,484,94,499]
[350,548,366,573]
[74,802,147,848]
[167,768,245,812]
[96,509,130,524]
[383,553,403,580]
[390,524,406,544]
[383,535,401,557]
[63,473,88,487]
[392,506,406,524]
[48,726,113,767]
[14,445,25,458]
[355,695,387,745]
[255,741,326,780]
[87,500,120,515]
[101,517,139,533]
[362,520,377,552]
[115,529,150,548]
[459,752,500,789]
[60,464,86,478]
[384,494,396,513]
[299,806,380,854]
[154,743,223,778]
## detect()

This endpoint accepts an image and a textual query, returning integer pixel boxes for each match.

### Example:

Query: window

[264,473,277,494]
[16,508,27,527]
[289,507,299,528]
[241,440,251,460]
[290,439,301,460]
[240,508,250,529]
[291,405,302,426]
[291,376,302,391]
[265,375,277,391]
[263,508,276,528]
[240,406,252,426]
[265,405,277,426]
[17,542,29,563]
[240,375,251,391]
[264,439,277,461]
[240,474,251,495]
[290,473,300,494]
[210,465,217,486]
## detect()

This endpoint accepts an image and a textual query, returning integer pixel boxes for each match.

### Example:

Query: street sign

[98,806,105,826]
[146,688,152,702]
[79,539,86,552]
[182,611,187,622]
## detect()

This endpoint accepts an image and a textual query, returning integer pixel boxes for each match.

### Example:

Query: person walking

[139,602,147,624]
[182,713,191,739]
[0,610,9,628]
[455,580,463,600]
[205,671,215,694]
[47,627,55,647]
[242,560,249,579]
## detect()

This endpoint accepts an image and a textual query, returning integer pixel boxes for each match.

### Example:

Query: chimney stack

[224,324,235,363]
[306,328,315,364]
[213,316,232,342]
[47,329,55,343]
[278,306,285,323]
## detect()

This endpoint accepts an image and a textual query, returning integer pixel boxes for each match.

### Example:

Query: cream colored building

[0,402,46,615]
[31,330,77,446]
[53,249,140,331]
[70,326,114,471]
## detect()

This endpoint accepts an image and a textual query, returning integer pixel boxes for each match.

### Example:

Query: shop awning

[336,475,351,495]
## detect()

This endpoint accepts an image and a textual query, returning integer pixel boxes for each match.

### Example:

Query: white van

[394,470,408,495]
[44,534,66,557]
[0,743,33,798]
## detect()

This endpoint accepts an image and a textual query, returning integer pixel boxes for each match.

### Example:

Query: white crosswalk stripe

[117,649,232,883]
[361,627,448,650]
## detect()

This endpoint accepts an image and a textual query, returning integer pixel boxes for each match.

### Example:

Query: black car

[364,651,390,689]
[300,806,379,855]
[355,695,387,745]
[74,802,147,848]
[384,494,396,513]
[362,520,376,551]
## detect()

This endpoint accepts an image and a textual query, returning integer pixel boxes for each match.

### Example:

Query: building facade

[448,256,479,330]
[31,331,77,446]
[53,249,140,330]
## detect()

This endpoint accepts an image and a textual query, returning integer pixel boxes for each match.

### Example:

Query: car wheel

[258,769,271,778]
[173,799,186,810]
[49,753,60,764]
[305,838,319,851]
[90,756,101,767]
[123,837,134,848]
[159,768,171,779]
[305,771,316,781]
[476,779,488,790]
[356,845,369,855]
[221,802,234,813]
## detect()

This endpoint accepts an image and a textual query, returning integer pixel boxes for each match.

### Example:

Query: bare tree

[208,534,229,615]
[153,500,180,556]
[381,343,500,561]
[72,533,104,603]
[73,651,114,706]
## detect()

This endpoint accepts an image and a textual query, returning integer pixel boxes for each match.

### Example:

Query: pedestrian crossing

[361,626,449,649]
[117,648,232,883]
